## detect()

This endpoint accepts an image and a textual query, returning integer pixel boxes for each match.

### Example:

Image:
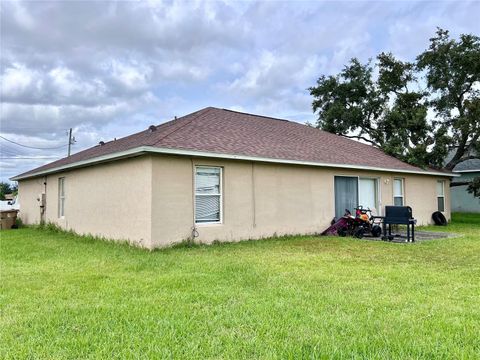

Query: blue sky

[1,0,479,181]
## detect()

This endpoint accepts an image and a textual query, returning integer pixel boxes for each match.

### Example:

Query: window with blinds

[393,178,404,206]
[58,177,65,218]
[437,180,445,212]
[195,166,222,224]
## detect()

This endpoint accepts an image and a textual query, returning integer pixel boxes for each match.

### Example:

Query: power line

[0,135,68,150]
[0,143,22,153]
[0,142,27,152]
[0,157,59,159]
[0,150,21,157]
[0,126,68,131]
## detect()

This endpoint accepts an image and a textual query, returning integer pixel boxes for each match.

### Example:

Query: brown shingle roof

[13,107,452,179]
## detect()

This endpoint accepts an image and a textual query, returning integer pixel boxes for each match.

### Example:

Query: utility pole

[67,128,73,157]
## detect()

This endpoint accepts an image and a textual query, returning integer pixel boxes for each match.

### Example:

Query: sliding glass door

[334,176,358,219]
[334,176,379,219]
[359,178,379,213]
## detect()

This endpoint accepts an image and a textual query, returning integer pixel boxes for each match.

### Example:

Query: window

[393,178,404,206]
[58,177,65,217]
[195,166,222,224]
[334,176,358,219]
[359,178,379,213]
[335,176,380,218]
[437,180,445,212]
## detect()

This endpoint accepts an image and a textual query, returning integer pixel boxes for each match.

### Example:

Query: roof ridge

[153,106,213,131]
[218,108,430,171]
[219,108,291,122]
[217,108,396,155]
[172,107,426,171]
[67,107,212,152]
[151,107,213,147]
[218,107,348,138]
[14,106,450,181]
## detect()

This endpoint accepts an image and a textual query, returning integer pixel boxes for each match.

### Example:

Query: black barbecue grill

[382,206,416,242]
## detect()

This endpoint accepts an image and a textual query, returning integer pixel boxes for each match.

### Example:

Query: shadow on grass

[20,222,327,254]
[15,212,477,254]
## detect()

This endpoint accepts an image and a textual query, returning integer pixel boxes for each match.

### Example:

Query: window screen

[393,178,404,206]
[195,167,222,223]
[58,177,65,217]
[334,176,358,219]
[437,180,445,212]
[359,178,378,213]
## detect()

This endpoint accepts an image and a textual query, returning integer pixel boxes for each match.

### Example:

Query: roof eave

[11,145,460,181]
[11,148,148,181]
[454,169,480,173]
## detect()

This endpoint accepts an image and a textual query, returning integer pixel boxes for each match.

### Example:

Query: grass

[1,213,479,359]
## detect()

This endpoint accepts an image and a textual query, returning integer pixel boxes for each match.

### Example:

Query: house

[0,195,19,211]
[452,159,480,213]
[12,107,456,248]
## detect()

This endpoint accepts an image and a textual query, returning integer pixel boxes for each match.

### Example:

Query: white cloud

[9,1,34,30]
[1,0,479,181]
[222,51,327,117]
[386,1,480,60]
[1,63,37,97]
[227,51,314,95]
[49,67,95,97]
[109,60,152,91]
[1,63,111,106]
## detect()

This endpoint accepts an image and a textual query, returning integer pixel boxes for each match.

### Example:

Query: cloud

[1,0,479,181]
[1,63,110,106]
[222,51,327,114]
[1,63,37,97]
[385,1,480,60]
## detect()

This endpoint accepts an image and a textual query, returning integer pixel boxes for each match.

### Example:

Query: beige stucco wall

[150,154,451,248]
[17,177,45,225]
[18,154,451,249]
[18,156,152,247]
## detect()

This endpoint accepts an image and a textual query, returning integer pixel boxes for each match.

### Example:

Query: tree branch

[339,134,379,146]
[450,181,470,187]
[445,134,470,170]
[467,133,480,151]
[459,79,474,101]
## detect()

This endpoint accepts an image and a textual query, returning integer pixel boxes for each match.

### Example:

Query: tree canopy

[0,182,17,200]
[310,28,480,196]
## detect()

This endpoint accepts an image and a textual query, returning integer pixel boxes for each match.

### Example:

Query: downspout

[190,158,199,241]
[40,176,47,224]
[251,162,256,228]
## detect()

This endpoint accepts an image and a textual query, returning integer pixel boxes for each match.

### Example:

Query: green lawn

[1,213,479,359]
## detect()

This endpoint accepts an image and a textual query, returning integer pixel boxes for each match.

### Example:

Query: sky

[1,0,479,182]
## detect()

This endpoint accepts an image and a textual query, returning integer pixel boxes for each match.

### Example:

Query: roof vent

[99,141,105,146]
[148,125,157,132]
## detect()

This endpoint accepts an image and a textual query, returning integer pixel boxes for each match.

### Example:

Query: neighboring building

[452,159,480,213]
[0,194,19,211]
[12,107,456,248]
